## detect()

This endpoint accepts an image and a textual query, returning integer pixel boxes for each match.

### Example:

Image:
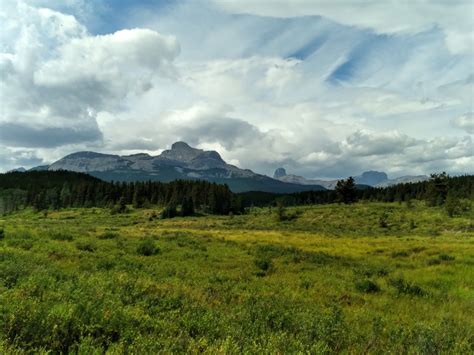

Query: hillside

[0,202,472,353]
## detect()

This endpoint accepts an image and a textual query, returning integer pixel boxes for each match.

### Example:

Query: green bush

[137,239,159,256]
[438,253,455,261]
[355,279,381,293]
[378,212,389,228]
[50,231,74,241]
[254,256,273,276]
[161,205,178,219]
[76,241,96,252]
[391,250,410,258]
[97,231,119,240]
[390,277,426,296]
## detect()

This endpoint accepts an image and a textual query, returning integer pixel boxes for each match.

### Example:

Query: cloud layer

[0,0,472,177]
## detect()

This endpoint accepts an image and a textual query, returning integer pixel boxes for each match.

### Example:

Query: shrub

[355,279,380,293]
[275,203,300,222]
[0,228,4,240]
[379,212,389,228]
[445,191,459,217]
[390,277,426,296]
[50,232,74,241]
[76,241,96,252]
[427,258,441,266]
[391,251,409,258]
[137,238,159,256]
[97,232,119,240]
[161,205,177,219]
[438,253,455,261]
[254,256,273,276]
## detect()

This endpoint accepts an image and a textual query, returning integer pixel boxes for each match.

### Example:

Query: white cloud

[451,112,474,134]
[0,0,471,179]
[0,1,180,152]
[214,0,474,54]
[35,29,179,88]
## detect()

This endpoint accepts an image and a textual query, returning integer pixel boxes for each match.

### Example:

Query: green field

[1,202,473,353]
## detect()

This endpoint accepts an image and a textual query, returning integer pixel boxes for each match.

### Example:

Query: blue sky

[0,0,472,178]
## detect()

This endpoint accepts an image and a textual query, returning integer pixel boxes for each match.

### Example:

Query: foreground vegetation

[1,201,473,353]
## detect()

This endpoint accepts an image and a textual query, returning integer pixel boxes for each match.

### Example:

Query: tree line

[0,171,472,216]
[239,173,473,209]
[0,171,243,216]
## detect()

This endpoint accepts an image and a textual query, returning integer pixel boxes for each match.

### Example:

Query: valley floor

[0,202,473,353]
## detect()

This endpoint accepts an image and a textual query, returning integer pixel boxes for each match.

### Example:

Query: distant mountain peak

[355,171,388,186]
[171,141,194,150]
[160,141,203,162]
[274,167,287,179]
[7,167,26,173]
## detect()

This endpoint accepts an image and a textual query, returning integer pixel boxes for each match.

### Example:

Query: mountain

[354,171,388,186]
[44,142,326,193]
[273,168,428,189]
[7,167,26,173]
[273,168,339,189]
[375,175,429,187]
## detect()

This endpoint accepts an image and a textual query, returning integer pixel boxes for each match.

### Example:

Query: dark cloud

[0,122,103,148]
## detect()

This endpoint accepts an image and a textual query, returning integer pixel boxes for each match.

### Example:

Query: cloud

[0,146,44,171]
[341,130,418,157]
[451,113,474,134]
[34,28,179,91]
[0,1,179,151]
[0,122,102,148]
[294,131,473,178]
[214,0,474,54]
[0,1,471,178]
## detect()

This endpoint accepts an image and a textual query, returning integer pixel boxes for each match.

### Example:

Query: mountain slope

[46,142,325,193]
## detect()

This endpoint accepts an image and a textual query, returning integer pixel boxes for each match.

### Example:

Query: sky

[0,0,473,179]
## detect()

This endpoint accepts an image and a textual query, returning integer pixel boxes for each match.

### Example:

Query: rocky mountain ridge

[38,142,325,193]
[10,142,429,192]
[273,168,428,189]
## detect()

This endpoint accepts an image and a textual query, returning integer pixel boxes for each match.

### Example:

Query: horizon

[1,0,473,177]
[3,139,466,181]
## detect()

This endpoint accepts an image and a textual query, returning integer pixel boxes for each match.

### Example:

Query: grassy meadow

[0,201,473,353]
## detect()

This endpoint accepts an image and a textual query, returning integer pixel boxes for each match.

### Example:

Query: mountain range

[273,168,428,189]
[12,141,428,193]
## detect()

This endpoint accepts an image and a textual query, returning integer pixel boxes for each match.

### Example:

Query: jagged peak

[171,141,195,151]
[195,150,224,162]
[273,167,287,179]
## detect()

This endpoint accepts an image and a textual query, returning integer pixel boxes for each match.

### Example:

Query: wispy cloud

[0,0,472,176]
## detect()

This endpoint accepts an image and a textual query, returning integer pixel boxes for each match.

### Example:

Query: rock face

[159,141,204,162]
[273,168,287,179]
[354,171,388,186]
[273,167,339,189]
[44,142,326,193]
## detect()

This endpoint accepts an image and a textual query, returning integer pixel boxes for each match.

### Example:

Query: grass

[0,201,473,353]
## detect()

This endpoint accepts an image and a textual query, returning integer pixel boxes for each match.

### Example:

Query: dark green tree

[180,196,194,217]
[335,177,357,204]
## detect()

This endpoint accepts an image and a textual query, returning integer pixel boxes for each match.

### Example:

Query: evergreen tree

[181,196,194,216]
[426,172,449,206]
[445,190,459,217]
[335,177,357,204]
